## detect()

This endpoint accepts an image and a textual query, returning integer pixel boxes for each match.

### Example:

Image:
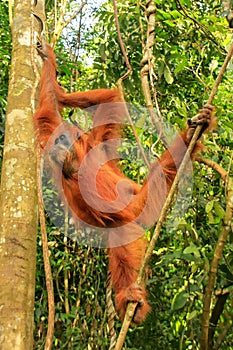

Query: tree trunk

[0,0,41,348]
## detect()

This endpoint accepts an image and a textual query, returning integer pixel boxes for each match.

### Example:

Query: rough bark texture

[0,0,40,348]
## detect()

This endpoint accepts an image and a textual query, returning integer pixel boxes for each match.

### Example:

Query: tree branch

[197,157,227,182]
[112,0,132,80]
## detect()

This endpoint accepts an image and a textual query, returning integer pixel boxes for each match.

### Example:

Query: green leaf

[164,20,176,27]
[60,65,72,75]
[156,9,171,20]
[205,201,214,213]
[187,310,197,320]
[171,291,188,311]
[224,121,233,130]
[183,243,200,258]
[207,212,215,224]
[214,202,225,219]
[170,10,181,19]
[174,58,188,73]
[164,63,174,84]
[158,61,165,77]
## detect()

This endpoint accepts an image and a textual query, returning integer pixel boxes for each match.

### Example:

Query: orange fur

[34,42,215,324]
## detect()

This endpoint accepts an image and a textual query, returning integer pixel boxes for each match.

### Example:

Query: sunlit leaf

[164,63,174,84]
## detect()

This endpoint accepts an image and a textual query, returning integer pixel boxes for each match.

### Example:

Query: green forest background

[0,0,233,349]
